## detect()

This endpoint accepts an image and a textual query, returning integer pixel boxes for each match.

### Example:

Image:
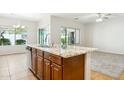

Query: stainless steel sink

[38,45,52,48]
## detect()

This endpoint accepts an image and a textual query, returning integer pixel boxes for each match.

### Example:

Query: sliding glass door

[0,26,27,46]
[39,25,50,46]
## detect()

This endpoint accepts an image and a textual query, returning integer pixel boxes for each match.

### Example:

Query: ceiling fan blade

[78,13,98,19]
[103,17,109,19]
[105,13,112,16]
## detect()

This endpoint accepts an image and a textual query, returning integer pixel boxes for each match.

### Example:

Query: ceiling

[0,13,124,23]
[51,13,124,23]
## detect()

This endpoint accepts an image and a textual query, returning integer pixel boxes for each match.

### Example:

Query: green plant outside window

[0,38,11,45]
[15,39,26,45]
[0,26,27,46]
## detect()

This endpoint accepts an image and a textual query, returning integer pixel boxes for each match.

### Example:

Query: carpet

[91,51,124,79]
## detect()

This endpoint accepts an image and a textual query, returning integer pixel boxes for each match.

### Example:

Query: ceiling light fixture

[96,13,103,22]
[96,13,112,23]
[13,24,25,28]
[96,18,103,22]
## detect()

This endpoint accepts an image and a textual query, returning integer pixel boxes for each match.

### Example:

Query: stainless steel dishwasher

[26,46,32,70]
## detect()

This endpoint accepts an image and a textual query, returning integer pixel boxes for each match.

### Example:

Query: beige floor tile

[119,71,124,80]
[11,70,37,80]
[12,75,37,80]
[0,54,35,80]
[0,58,8,68]
[21,75,37,80]
[91,70,124,80]
[8,64,25,69]
[0,76,10,80]
[0,56,6,62]
[0,64,8,70]
[91,70,114,80]
[0,54,37,80]
[0,68,10,77]
[9,68,26,75]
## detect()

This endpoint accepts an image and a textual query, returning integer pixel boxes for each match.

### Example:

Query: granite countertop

[27,44,97,58]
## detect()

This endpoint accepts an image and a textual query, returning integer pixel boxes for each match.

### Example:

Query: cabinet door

[44,59,51,80]
[37,55,44,80]
[32,52,37,74]
[51,63,62,80]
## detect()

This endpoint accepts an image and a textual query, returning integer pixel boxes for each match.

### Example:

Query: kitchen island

[27,44,96,80]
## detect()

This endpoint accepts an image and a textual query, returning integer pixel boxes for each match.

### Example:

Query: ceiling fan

[96,13,112,22]
[73,13,113,23]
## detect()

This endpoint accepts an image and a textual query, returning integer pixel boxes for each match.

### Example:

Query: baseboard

[96,50,124,55]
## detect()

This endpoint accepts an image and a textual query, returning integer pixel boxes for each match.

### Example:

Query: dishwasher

[26,46,32,70]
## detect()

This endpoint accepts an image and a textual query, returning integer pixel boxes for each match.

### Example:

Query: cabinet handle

[51,65,53,67]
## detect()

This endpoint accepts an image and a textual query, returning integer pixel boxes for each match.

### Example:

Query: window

[61,27,80,46]
[67,28,76,45]
[0,25,27,46]
[15,27,27,45]
[39,25,50,46]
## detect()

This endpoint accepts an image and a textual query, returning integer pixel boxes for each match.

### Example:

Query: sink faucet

[45,33,50,45]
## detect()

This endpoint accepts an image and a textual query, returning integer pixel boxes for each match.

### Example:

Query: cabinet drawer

[37,49,43,57]
[44,52,62,65]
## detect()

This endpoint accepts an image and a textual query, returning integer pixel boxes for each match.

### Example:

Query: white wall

[50,16,85,45]
[84,17,124,54]
[38,15,51,28]
[0,16,38,55]
[37,15,85,45]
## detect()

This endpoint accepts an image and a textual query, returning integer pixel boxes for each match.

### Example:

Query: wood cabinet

[31,48,37,74]
[62,55,85,80]
[44,52,62,80]
[44,59,51,80]
[31,49,44,79]
[44,59,62,80]
[37,55,44,79]
[51,63,62,80]
[30,47,85,80]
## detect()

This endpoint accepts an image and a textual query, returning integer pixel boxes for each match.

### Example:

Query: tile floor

[0,53,124,80]
[0,53,37,80]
